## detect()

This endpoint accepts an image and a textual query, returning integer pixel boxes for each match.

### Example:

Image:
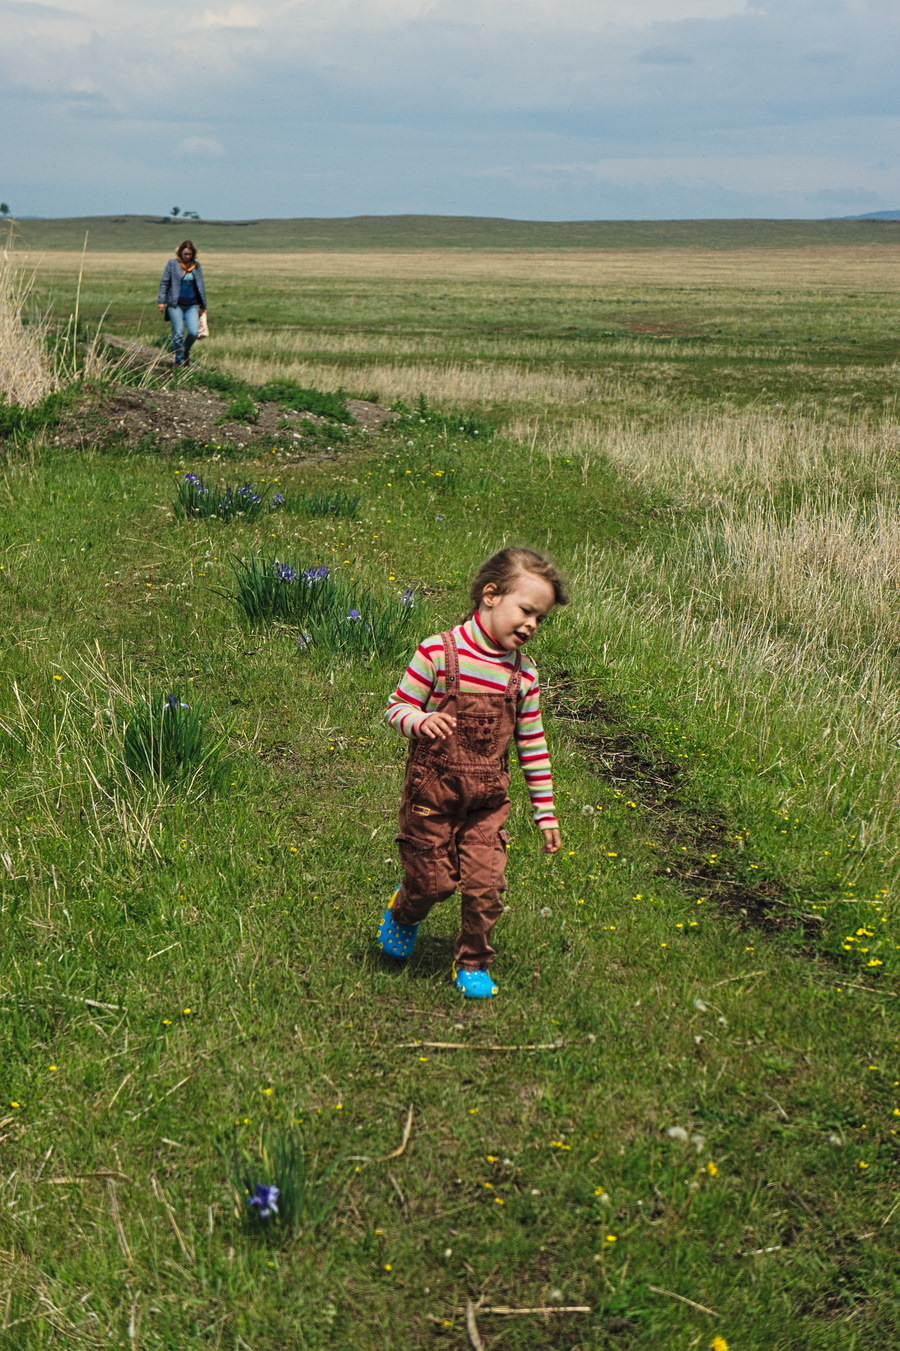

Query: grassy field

[11,214,900,254]
[1,239,899,1349]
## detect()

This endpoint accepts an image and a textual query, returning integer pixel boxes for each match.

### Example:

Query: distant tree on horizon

[0,205,10,217]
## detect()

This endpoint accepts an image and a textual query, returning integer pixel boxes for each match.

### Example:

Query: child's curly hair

[470,547,570,612]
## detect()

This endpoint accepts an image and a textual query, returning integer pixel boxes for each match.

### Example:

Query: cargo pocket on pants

[492,828,511,891]
[396,833,438,901]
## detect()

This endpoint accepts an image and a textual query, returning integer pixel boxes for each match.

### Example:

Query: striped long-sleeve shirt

[386,613,558,830]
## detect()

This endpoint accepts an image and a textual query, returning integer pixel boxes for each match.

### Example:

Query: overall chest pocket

[456,711,501,757]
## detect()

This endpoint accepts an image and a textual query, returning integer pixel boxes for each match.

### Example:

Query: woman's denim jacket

[157,258,208,310]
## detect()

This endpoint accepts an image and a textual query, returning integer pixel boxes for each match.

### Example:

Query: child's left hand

[541,827,562,854]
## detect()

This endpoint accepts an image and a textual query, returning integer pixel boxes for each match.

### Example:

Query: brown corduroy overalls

[391,631,521,969]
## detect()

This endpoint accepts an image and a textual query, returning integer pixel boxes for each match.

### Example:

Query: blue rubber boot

[377,889,418,961]
[453,965,498,998]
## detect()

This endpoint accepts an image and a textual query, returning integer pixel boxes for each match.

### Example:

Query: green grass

[0,248,899,1348]
[12,213,900,253]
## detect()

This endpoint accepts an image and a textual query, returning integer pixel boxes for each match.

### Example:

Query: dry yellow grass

[0,249,59,406]
[528,411,900,501]
[216,352,643,410]
[22,246,900,292]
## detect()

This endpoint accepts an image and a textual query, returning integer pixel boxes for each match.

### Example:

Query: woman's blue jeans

[167,304,199,364]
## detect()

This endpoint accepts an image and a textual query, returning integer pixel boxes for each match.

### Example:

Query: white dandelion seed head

[691,1134,705,1153]
[581,804,596,816]
[539,906,552,917]
[667,1126,689,1142]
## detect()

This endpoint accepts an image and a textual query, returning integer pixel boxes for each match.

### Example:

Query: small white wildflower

[549,1289,563,1302]
[531,1188,541,1195]
[667,1126,689,1142]
[586,1033,597,1043]
[693,998,709,1012]
[540,906,552,917]
[828,1132,843,1146]
[691,1134,705,1153]
[717,1015,728,1027]
[443,1247,453,1258]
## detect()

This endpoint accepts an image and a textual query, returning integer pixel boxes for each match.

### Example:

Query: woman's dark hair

[176,240,197,261]
[470,547,569,611]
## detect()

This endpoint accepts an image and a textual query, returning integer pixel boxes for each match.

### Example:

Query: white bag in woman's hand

[197,312,209,339]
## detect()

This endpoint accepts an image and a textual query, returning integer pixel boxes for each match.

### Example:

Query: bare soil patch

[44,339,397,455]
[548,674,824,939]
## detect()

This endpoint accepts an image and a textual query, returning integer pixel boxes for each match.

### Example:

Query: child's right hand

[419,711,457,741]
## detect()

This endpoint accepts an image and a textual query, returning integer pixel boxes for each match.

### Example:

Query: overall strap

[440,631,459,695]
[504,651,522,702]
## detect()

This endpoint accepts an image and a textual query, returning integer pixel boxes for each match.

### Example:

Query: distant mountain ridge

[842,210,900,220]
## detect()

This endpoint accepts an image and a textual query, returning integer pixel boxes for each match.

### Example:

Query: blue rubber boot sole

[453,965,498,998]
[377,889,418,961]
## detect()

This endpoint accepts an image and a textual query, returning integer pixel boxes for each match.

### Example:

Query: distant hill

[7,214,900,252]
[842,210,900,221]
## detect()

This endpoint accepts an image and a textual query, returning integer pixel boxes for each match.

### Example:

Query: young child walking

[377,547,569,998]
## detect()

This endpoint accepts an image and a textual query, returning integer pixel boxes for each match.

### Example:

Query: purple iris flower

[296,632,311,650]
[166,693,178,710]
[401,588,415,606]
[238,483,252,497]
[272,494,284,506]
[274,560,297,582]
[184,472,200,484]
[347,608,361,621]
[302,565,330,584]
[246,1183,280,1219]
[198,485,209,495]
[250,494,262,505]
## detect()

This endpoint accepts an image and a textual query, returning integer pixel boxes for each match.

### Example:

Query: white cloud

[175,136,225,157]
[197,4,263,27]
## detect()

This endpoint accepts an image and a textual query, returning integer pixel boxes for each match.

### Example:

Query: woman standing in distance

[157,241,207,368]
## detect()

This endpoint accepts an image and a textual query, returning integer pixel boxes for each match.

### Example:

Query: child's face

[478,572,556,652]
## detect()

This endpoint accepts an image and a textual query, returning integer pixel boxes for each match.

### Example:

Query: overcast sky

[2,0,898,220]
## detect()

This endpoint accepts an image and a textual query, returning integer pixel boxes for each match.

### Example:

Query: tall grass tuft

[0,239,60,408]
[296,488,360,518]
[307,588,419,663]
[122,690,226,787]
[225,1124,347,1240]
[224,556,419,660]
[224,557,343,626]
[173,474,286,522]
